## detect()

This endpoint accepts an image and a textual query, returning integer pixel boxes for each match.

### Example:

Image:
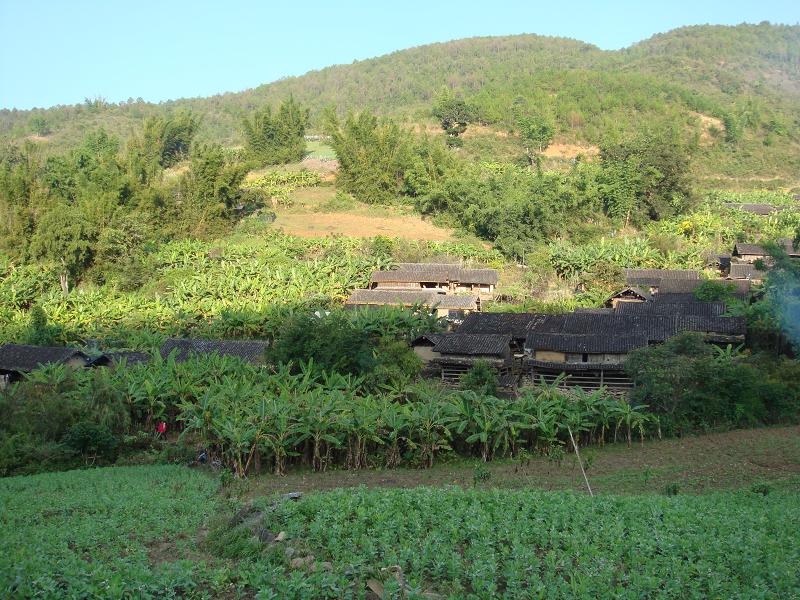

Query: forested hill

[2,23,799,175]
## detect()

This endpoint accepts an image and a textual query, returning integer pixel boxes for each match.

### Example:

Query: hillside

[2,24,799,182]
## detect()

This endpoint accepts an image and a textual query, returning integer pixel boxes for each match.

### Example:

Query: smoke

[765,248,800,352]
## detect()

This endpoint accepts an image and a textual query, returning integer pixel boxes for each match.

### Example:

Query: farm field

[1,427,799,599]
[246,425,800,497]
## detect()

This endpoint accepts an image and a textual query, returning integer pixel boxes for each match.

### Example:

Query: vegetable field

[1,465,798,599]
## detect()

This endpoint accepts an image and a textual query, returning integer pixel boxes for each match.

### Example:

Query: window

[582,353,588,363]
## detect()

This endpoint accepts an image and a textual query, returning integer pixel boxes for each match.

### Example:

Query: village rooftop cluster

[1,238,796,391]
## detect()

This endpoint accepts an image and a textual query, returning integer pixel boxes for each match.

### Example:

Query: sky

[0,0,797,110]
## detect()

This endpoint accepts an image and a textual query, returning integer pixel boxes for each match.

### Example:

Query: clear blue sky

[0,0,797,110]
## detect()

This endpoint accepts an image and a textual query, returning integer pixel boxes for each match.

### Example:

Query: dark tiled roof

[456,312,549,339]
[160,339,269,364]
[370,264,498,286]
[370,270,447,284]
[574,307,615,314]
[728,263,768,280]
[346,289,478,310]
[529,312,745,343]
[411,334,445,346]
[657,278,750,299]
[624,269,700,285]
[0,344,88,373]
[615,299,726,317]
[526,333,648,354]
[733,242,766,256]
[454,268,499,285]
[608,287,652,302]
[432,333,511,356]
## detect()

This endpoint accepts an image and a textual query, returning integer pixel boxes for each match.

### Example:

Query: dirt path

[246,425,800,498]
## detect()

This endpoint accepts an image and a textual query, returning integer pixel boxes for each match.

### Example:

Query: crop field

[0,465,219,598]
[1,463,798,599]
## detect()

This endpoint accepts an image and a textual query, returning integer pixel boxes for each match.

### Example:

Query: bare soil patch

[542,142,599,159]
[273,212,453,241]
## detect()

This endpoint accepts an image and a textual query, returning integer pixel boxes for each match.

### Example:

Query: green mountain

[2,23,799,181]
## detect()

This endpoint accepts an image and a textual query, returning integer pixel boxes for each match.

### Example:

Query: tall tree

[432,91,474,145]
[242,97,309,164]
[324,109,411,204]
[515,112,555,172]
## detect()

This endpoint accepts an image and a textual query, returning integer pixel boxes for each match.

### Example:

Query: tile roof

[656,278,750,299]
[615,299,726,317]
[432,333,512,356]
[456,312,549,339]
[525,333,649,354]
[0,344,88,373]
[733,242,767,256]
[624,269,700,285]
[370,264,498,286]
[346,289,478,310]
[160,339,269,364]
[728,263,768,280]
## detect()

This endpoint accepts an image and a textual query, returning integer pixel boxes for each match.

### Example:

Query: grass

[305,140,337,160]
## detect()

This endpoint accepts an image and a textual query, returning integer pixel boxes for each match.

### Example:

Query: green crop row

[2,466,798,599]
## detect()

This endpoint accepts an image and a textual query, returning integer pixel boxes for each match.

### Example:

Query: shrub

[461,360,499,397]
[62,422,118,462]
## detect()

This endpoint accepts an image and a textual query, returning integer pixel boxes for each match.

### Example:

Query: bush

[461,360,499,397]
[62,422,118,462]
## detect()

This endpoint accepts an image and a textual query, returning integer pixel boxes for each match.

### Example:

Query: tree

[599,129,692,226]
[29,205,96,294]
[324,109,412,204]
[516,112,555,171]
[242,97,309,165]
[28,116,50,137]
[432,92,474,144]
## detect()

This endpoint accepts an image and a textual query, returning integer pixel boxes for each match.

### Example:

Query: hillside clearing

[269,185,455,241]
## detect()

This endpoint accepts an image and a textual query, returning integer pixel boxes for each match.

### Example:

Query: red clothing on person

[156,421,167,434]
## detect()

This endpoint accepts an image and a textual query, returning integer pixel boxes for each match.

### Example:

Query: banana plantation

[0,233,502,348]
[2,354,657,478]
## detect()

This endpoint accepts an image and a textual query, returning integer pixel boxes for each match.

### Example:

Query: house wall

[611,297,644,308]
[453,283,494,295]
[738,254,764,264]
[535,350,566,362]
[413,346,438,363]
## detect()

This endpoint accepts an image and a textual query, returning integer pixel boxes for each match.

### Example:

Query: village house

[411,332,515,386]
[369,263,498,296]
[727,262,768,284]
[345,289,479,325]
[524,332,646,390]
[0,344,91,388]
[623,268,700,294]
[159,339,269,364]
[733,242,769,264]
[605,286,652,308]
[416,304,748,393]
